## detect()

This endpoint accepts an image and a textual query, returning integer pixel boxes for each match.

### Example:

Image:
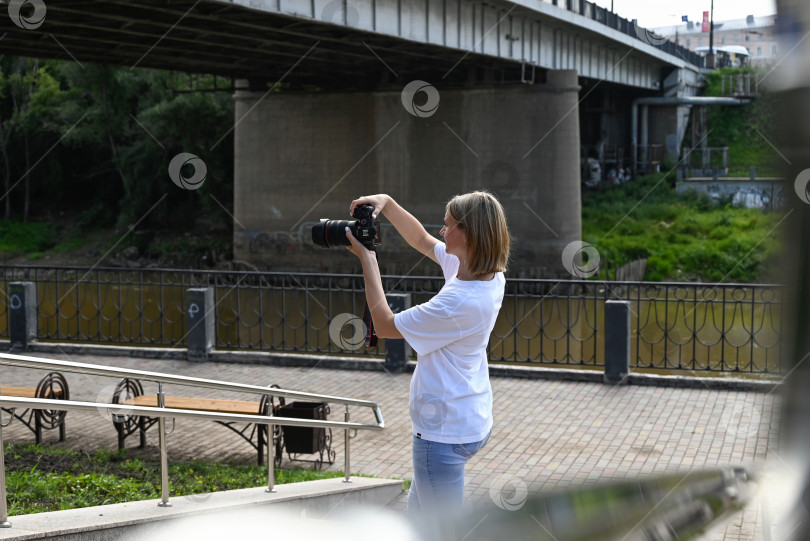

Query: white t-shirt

[394,242,505,444]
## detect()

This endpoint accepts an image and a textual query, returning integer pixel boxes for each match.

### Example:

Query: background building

[653,14,778,66]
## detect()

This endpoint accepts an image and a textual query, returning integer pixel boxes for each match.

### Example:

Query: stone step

[0,477,406,541]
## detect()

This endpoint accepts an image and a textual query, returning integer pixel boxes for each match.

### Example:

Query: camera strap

[362,252,379,348]
[362,300,378,348]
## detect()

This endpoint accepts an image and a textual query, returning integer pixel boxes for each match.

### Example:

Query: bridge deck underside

[0,0,682,89]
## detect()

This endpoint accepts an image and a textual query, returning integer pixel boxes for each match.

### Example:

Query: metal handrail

[0,397,384,431]
[0,353,385,528]
[0,353,381,411]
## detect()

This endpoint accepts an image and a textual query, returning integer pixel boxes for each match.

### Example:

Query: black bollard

[604,300,631,385]
[8,282,37,350]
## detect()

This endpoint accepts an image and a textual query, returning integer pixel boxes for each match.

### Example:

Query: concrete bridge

[0,0,705,275]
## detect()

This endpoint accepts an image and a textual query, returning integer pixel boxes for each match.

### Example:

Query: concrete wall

[649,105,691,165]
[233,71,582,277]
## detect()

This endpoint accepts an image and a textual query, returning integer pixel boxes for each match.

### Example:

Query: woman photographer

[344,191,510,515]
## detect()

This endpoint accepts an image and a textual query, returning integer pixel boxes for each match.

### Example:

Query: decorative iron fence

[0,266,783,375]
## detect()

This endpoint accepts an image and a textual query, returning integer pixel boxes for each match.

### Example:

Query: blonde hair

[446,191,510,275]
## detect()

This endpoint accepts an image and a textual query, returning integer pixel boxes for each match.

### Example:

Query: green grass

[581,66,786,283]
[3,444,347,515]
[582,173,786,282]
[701,67,781,176]
[150,235,229,261]
[0,220,57,254]
[0,218,91,260]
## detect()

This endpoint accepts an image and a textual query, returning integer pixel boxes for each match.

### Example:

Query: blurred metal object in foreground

[769,1,810,540]
[418,467,753,541]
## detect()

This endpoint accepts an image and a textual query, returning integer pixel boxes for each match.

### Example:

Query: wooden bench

[110,378,283,466]
[0,372,69,444]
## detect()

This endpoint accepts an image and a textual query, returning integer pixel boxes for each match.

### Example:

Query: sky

[588,0,778,29]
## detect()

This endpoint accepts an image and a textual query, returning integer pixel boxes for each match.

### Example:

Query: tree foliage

[0,58,234,234]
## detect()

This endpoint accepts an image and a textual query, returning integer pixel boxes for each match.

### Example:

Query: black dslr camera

[311,204,381,250]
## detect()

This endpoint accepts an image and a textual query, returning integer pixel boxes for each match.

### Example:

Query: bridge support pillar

[233,70,582,277]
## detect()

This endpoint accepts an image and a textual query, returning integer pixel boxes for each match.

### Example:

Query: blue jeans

[408,431,491,516]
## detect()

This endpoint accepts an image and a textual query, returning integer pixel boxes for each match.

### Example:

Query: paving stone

[0,352,781,540]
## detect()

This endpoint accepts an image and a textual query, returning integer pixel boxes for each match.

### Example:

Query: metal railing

[0,351,385,527]
[681,147,730,178]
[547,0,704,68]
[0,266,785,375]
[721,73,758,98]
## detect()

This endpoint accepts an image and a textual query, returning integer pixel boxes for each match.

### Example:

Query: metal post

[8,282,37,351]
[604,300,631,385]
[186,288,215,361]
[266,423,275,493]
[157,383,171,507]
[640,106,649,173]
[0,420,12,528]
[343,405,351,483]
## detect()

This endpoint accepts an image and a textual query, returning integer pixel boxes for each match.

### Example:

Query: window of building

[686,39,691,47]
[758,33,763,40]
[757,46,762,55]
[698,38,703,46]
[733,35,738,43]
[721,36,726,44]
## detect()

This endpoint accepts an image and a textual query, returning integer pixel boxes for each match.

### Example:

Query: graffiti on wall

[678,180,787,211]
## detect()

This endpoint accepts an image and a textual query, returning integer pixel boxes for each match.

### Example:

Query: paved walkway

[1,352,780,540]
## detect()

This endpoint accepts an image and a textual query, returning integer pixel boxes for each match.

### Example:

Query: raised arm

[350,194,439,264]
[344,228,403,339]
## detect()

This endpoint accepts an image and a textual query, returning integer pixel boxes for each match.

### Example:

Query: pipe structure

[631,96,752,175]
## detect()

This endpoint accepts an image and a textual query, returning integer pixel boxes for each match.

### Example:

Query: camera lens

[312,219,354,247]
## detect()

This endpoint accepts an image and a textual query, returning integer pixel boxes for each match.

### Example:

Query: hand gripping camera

[311,204,382,348]
[311,204,381,250]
